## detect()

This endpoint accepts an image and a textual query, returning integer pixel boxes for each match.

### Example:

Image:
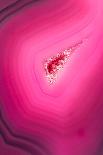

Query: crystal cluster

[44,49,72,84]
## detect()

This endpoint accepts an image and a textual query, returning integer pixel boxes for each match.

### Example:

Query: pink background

[0,0,103,155]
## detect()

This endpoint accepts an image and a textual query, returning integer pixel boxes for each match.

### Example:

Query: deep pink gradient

[0,0,103,155]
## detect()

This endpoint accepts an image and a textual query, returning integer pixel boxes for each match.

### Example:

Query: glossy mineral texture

[0,0,103,155]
